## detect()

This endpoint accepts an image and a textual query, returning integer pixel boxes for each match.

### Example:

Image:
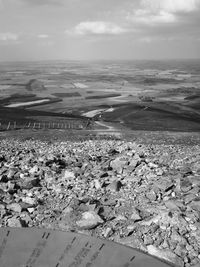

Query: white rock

[103,227,112,238]
[27,208,35,213]
[19,173,25,179]
[94,179,101,190]
[63,170,75,180]
[76,211,103,230]
[29,165,39,175]
[147,245,184,266]
[130,208,141,221]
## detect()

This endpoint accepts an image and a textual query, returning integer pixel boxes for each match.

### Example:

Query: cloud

[72,21,128,35]
[127,0,200,25]
[141,0,200,13]
[37,34,49,38]
[0,32,19,41]
[131,9,176,24]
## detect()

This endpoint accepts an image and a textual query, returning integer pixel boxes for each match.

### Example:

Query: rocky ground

[0,138,200,266]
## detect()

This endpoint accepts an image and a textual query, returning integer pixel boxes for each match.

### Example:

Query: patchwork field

[0,60,200,133]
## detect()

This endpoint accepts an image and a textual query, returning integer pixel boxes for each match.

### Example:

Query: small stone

[130,208,141,221]
[129,156,141,169]
[7,169,16,179]
[127,225,136,231]
[185,217,191,222]
[0,205,7,218]
[156,179,175,192]
[163,196,170,201]
[38,157,45,162]
[63,170,75,180]
[189,200,200,212]
[156,168,164,176]
[62,207,73,214]
[7,217,23,227]
[186,244,193,252]
[76,211,104,230]
[19,173,25,179]
[116,236,145,251]
[191,176,200,187]
[20,212,32,225]
[21,197,36,206]
[27,208,35,213]
[170,230,187,245]
[94,179,101,190]
[171,192,176,197]
[114,214,127,221]
[148,162,158,169]
[29,166,39,175]
[146,191,157,201]
[107,180,122,192]
[110,157,126,174]
[189,224,197,231]
[191,260,200,267]
[174,244,187,258]
[36,214,44,222]
[164,200,181,211]
[6,203,22,213]
[161,240,169,249]
[103,227,113,238]
[143,236,153,245]
[21,178,40,189]
[184,194,196,204]
[58,222,71,231]
[180,178,192,192]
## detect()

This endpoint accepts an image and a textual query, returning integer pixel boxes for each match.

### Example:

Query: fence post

[7,122,10,130]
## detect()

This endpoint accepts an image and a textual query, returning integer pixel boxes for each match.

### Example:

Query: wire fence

[0,120,93,131]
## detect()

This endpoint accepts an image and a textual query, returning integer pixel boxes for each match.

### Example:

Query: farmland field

[0,59,200,133]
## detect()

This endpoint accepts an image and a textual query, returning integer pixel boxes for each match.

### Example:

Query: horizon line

[0,58,200,64]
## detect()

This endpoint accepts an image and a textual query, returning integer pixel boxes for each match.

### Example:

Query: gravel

[0,138,200,266]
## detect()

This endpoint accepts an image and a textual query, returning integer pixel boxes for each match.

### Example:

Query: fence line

[0,119,93,131]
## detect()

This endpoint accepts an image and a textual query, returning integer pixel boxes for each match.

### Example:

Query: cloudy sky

[0,0,200,61]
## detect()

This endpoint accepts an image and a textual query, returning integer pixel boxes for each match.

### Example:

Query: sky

[0,0,200,61]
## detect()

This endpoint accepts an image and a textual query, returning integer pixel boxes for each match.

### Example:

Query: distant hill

[26,79,46,92]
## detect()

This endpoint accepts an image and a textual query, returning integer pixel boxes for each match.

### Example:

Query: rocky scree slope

[0,139,200,266]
